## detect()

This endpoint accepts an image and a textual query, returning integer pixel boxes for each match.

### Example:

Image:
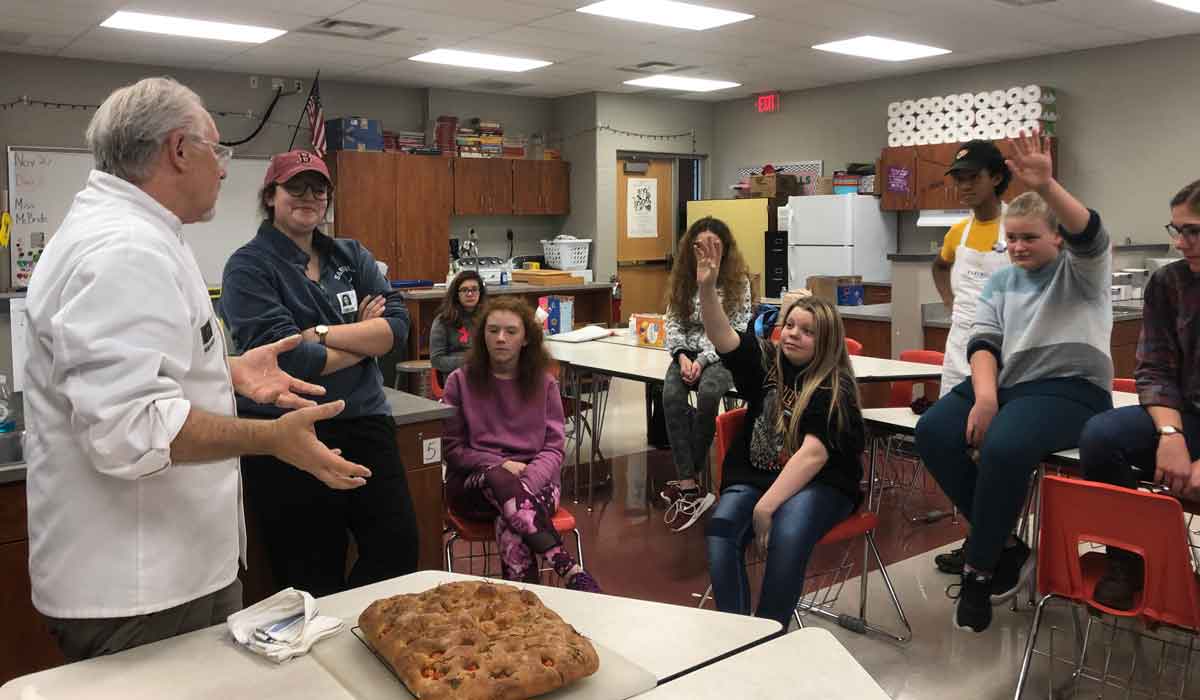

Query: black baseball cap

[946,140,1006,176]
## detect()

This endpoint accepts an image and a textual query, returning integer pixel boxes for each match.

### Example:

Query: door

[787,245,855,290]
[786,195,852,246]
[617,158,674,323]
[542,161,570,215]
[453,159,513,215]
[512,160,543,214]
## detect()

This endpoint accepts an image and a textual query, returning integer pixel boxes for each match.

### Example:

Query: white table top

[549,335,942,384]
[862,391,1140,463]
[0,622,355,700]
[313,571,780,684]
[632,628,888,700]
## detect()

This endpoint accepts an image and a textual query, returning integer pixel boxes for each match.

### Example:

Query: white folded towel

[227,587,344,663]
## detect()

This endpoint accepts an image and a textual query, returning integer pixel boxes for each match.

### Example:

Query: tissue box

[807,275,864,306]
[538,295,575,335]
[326,117,384,152]
[631,313,666,348]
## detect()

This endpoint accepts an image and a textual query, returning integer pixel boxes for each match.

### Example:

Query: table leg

[572,363,581,504]
[588,368,599,511]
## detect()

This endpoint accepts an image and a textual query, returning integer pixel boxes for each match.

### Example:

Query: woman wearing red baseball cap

[220,150,419,596]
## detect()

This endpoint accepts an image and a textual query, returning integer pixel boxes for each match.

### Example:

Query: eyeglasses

[188,135,233,167]
[281,182,330,200]
[458,286,481,296]
[1165,223,1200,241]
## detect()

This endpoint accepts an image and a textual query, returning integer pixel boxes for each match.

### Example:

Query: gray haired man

[23,76,370,661]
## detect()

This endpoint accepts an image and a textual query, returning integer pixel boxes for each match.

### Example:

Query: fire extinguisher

[610,273,622,325]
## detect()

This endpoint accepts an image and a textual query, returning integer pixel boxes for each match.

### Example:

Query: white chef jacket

[24,170,244,619]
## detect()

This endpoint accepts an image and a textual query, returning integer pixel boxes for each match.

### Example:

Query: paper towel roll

[957,126,974,142]
[1005,104,1023,122]
[931,96,946,113]
[1021,120,1038,135]
[887,117,902,133]
[901,99,917,114]
[975,108,992,125]
[973,92,990,110]
[990,108,1009,125]
[915,114,930,130]
[1005,121,1023,139]
[954,93,972,111]
[1025,102,1044,120]
[915,97,930,113]
[1023,85,1056,104]
[957,110,976,126]
[972,125,989,140]
[901,115,917,131]
[1006,86,1025,105]
[888,132,903,147]
[988,90,1006,108]
[887,101,903,118]
[988,123,1006,140]
[901,132,917,146]
[915,131,930,146]
[930,112,946,129]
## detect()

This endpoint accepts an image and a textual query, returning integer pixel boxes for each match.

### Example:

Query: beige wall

[711,35,1200,250]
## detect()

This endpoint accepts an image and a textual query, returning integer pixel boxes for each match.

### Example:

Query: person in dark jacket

[220,150,419,596]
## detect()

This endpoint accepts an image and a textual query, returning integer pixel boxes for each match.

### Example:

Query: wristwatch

[1157,425,1183,438]
[315,324,330,346]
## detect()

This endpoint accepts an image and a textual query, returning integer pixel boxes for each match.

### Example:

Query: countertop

[0,389,452,485]
[922,300,1144,329]
[401,281,612,300]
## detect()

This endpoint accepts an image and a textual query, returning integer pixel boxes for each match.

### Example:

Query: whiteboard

[7,146,272,286]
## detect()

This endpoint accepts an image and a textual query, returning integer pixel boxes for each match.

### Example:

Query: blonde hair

[1005,191,1058,233]
[771,296,859,454]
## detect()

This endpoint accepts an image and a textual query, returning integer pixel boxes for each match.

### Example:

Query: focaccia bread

[358,581,600,700]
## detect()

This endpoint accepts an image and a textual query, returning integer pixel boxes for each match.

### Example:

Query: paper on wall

[626,178,658,239]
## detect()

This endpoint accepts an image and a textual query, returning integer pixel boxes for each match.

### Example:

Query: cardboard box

[748,173,801,198]
[806,275,864,306]
[631,313,666,348]
[775,288,813,323]
[810,176,834,195]
[538,295,575,335]
[326,117,384,152]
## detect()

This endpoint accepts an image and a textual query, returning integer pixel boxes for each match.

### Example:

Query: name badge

[336,290,358,314]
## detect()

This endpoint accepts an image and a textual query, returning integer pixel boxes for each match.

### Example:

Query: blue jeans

[705,482,854,627]
[1079,406,1200,489]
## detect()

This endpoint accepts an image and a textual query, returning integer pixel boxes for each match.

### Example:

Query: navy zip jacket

[220,221,409,418]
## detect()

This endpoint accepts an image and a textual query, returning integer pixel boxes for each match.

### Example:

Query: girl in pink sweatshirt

[443,297,601,592]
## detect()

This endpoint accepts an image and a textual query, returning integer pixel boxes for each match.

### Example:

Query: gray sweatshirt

[967,209,1113,393]
[430,314,472,378]
[666,277,753,367]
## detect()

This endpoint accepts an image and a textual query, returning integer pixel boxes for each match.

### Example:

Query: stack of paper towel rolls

[886,85,1057,148]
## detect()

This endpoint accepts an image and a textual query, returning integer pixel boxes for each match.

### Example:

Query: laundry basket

[541,236,592,271]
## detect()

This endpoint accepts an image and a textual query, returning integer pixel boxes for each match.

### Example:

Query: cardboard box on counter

[538,295,574,334]
[326,117,383,152]
[807,275,864,306]
[810,176,835,195]
[775,288,814,323]
[748,173,801,198]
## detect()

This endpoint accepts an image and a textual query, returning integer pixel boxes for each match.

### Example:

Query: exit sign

[756,92,781,113]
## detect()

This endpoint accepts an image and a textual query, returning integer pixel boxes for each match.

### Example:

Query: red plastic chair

[887,349,945,408]
[770,326,781,343]
[706,408,912,640]
[445,503,585,579]
[428,367,445,400]
[1112,377,1137,394]
[1014,475,1200,697]
[845,337,864,356]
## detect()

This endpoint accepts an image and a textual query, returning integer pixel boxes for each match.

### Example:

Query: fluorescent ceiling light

[409,49,551,72]
[812,35,950,62]
[577,0,753,31]
[623,75,740,92]
[100,11,285,43]
[1153,0,1200,12]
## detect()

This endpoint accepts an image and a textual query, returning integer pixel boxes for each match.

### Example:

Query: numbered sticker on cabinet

[422,437,442,465]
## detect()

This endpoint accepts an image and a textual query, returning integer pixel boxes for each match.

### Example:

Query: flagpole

[288,71,320,152]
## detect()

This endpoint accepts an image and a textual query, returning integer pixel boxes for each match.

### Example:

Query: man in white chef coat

[22,76,372,662]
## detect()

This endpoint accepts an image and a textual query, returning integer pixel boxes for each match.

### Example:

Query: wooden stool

[395,359,433,397]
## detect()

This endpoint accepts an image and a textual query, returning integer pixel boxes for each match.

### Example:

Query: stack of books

[383,130,427,153]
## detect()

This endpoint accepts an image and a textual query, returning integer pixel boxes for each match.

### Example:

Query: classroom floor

[449,378,1200,699]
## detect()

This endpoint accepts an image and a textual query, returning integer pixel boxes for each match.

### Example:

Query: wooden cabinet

[331,152,451,284]
[514,161,570,215]
[454,159,513,215]
[393,420,446,571]
[0,482,65,685]
[863,283,892,305]
[1111,319,1141,379]
[879,137,1059,211]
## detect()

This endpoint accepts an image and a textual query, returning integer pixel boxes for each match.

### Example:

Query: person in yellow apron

[932,141,1013,398]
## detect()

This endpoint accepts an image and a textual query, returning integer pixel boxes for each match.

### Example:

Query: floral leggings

[446,466,578,582]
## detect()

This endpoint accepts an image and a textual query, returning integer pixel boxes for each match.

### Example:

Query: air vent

[469,79,534,92]
[296,18,397,40]
[0,31,31,45]
[618,61,696,75]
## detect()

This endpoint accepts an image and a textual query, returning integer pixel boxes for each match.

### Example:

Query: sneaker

[1092,549,1144,611]
[989,539,1034,604]
[565,570,602,594]
[935,542,967,575]
[662,484,716,532]
[948,571,993,633]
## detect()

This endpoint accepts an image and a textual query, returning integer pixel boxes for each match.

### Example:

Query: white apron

[940,214,1009,396]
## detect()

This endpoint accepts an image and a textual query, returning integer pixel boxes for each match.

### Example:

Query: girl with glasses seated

[430,271,488,386]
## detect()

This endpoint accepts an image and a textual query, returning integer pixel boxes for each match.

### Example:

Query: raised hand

[694,234,722,290]
[1005,128,1053,190]
[230,334,325,409]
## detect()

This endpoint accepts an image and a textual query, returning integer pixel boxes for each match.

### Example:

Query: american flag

[305,75,326,158]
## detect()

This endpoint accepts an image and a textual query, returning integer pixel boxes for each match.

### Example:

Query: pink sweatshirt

[442,368,566,492]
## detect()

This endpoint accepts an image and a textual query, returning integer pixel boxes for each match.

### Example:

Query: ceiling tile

[347,0,566,24]
[443,38,596,64]
[116,0,332,30]
[266,31,428,59]
[332,3,514,36]
[481,25,627,52]
[0,0,124,24]
[525,10,690,44]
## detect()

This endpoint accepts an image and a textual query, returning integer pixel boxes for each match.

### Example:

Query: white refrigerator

[778,194,897,290]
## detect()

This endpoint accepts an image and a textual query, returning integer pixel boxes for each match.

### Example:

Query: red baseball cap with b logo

[263,150,331,186]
